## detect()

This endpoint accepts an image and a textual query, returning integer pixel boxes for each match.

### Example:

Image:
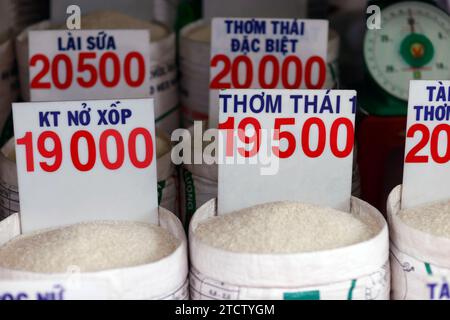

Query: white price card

[209,18,329,127]
[218,89,357,215]
[402,80,450,209]
[12,99,158,233]
[29,30,150,102]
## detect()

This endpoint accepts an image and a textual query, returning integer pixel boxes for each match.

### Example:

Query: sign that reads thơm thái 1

[402,80,450,209]
[28,30,150,101]
[209,18,329,127]
[12,99,158,233]
[218,89,357,215]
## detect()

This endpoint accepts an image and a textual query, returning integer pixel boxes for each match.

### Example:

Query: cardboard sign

[402,80,450,209]
[209,18,328,127]
[218,89,356,214]
[12,99,158,232]
[29,30,150,102]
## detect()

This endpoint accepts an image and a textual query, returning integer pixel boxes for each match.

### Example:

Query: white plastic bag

[189,197,390,300]
[388,185,450,300]
[0,207,189,300]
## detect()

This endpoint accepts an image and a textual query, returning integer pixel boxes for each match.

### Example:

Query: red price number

[218,117,354,159]
[405,123,450,164]
[210,54,326,90]
[16,128,154,172]
[30,51,146,90]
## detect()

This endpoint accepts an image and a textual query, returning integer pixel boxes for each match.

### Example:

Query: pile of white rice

[195,201,376,254]
[0,220,179,273]
[399,200,450,239]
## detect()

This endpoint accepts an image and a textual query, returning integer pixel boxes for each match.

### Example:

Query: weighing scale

[358,0,450,212]
[362,0,450,115]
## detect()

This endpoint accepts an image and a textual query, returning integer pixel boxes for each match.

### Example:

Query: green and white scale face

[364,1,450,101]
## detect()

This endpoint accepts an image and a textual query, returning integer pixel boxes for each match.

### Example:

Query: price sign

[402,80,450,209]
[12,99,158,233]
[29,30,150,102]
[209,18,328,127]
[218,89,356,214]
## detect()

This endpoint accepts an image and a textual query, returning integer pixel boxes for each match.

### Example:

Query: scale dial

[364,2,450,101]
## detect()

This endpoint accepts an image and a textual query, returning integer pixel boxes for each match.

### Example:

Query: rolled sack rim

[179,18,211,45]
[0,138,18,186]
[179,19,210,63]
[0,207,188,299]
[189,197,389,288]
[149,30,176,59]
[387,185,450,268]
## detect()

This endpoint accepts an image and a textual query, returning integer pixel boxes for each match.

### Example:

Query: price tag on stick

[402,80,450,209]
[29,30,150,101]
[12,99,158,233]
[209,18,329,127]
[218,89,357,215]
